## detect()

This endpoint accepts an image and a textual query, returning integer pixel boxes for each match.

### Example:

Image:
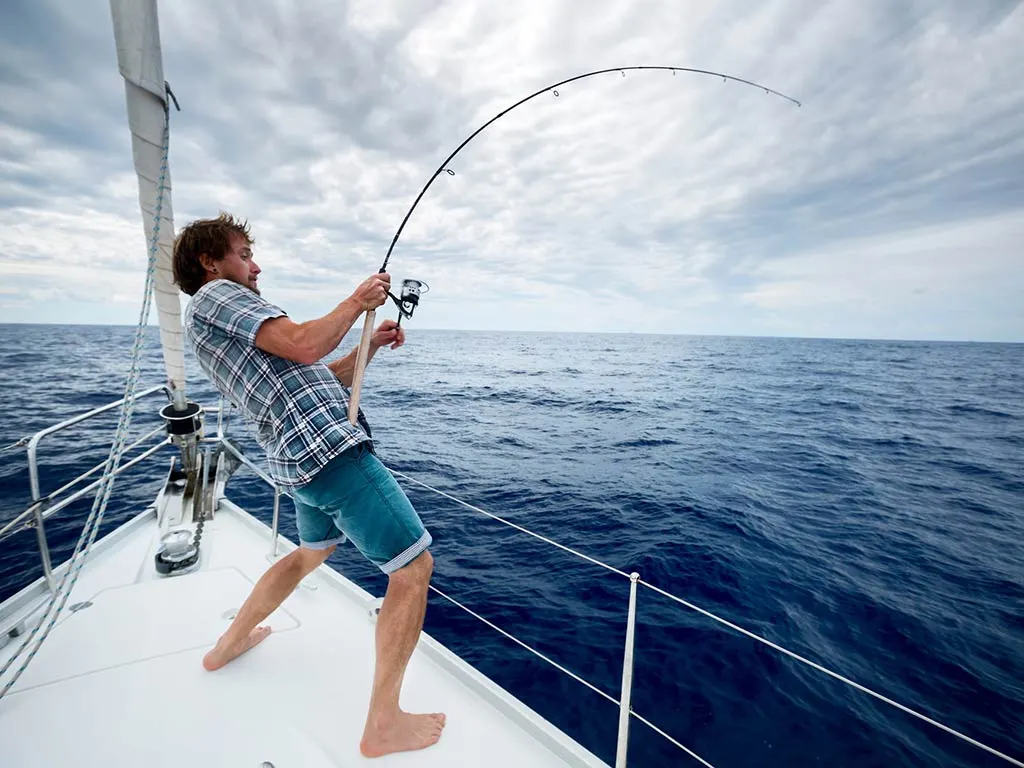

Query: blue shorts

[291,442,431,574]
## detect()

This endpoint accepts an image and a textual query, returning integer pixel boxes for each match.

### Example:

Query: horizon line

[0,321,1020,345]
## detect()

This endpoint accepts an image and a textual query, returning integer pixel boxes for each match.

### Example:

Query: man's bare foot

[360,711,447,758]
[202,626,272,671]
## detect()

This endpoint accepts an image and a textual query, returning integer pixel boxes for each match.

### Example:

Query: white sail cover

[110,0,186,395]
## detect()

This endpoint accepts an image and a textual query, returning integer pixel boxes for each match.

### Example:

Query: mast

[110,0,186,405]
[111,0,205,492]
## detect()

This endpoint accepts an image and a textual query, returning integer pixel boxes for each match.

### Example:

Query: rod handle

[347,309,375,425]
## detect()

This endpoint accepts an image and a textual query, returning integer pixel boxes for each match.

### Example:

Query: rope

[638,579,1024,767]
[390,469,630,579]
[0,101,172,700]
[0,437,28,455]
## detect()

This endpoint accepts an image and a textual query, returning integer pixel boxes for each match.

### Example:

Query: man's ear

[199,253,218,274]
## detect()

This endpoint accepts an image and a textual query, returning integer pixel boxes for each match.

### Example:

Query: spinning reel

[387,278,429,326]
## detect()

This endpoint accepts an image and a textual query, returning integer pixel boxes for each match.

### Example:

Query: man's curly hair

[172,213,254,295]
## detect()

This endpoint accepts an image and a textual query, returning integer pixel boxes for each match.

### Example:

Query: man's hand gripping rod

[346,271,381,426]
[347,275,426,426]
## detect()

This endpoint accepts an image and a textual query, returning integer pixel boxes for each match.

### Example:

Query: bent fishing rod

[347,65,801,425]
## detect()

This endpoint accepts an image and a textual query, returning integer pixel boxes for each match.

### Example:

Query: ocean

[0,323,1021,767]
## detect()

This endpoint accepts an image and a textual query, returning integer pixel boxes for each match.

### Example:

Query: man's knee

[295,544,335,572]
[390,549,433,586]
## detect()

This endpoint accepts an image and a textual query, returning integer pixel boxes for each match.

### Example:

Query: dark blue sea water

[1,324,1021,767]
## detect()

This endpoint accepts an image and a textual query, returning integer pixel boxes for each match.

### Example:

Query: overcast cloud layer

[1,0,1022,340]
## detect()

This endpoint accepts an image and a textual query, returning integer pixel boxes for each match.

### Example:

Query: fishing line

[379,65,800,276]
[348,66,798,421]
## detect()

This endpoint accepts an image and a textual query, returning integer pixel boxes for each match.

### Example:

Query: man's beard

[236,277,259,295]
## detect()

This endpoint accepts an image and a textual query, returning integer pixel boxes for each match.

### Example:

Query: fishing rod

[347,65,801,425]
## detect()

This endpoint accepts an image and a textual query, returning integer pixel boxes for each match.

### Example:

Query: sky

[1,0,1022,341]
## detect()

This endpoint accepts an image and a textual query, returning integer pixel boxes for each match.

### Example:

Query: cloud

[0,0,1022,340]
[739,212,1024,340]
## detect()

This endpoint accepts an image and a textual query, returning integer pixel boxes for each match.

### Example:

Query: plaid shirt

[185,279,370,488]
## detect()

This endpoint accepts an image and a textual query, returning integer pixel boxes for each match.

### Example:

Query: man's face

[216,234,262,294]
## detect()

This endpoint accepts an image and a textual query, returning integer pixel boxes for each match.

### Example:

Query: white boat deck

[0,500,609,768]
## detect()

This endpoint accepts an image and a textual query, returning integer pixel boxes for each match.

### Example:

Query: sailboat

[0,2,616,766]
[1,2,1021,767]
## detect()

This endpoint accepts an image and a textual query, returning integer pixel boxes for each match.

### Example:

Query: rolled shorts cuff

[299,533,347,550]
[380,530,432,574]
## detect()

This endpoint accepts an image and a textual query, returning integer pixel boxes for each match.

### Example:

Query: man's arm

[254,273,390,365]
[327,320,405,387]
[327,345,379,387]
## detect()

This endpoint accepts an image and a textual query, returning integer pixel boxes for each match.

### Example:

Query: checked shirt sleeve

[194,280,286,346]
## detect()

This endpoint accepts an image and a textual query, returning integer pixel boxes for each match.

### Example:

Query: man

[172,213,444,758]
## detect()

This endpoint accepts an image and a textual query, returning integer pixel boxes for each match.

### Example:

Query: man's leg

[360,550,446,758]
[203,545,335,671]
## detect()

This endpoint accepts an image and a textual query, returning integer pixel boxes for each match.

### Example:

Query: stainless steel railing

[215,435,287,556]
[1,386,175,590]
